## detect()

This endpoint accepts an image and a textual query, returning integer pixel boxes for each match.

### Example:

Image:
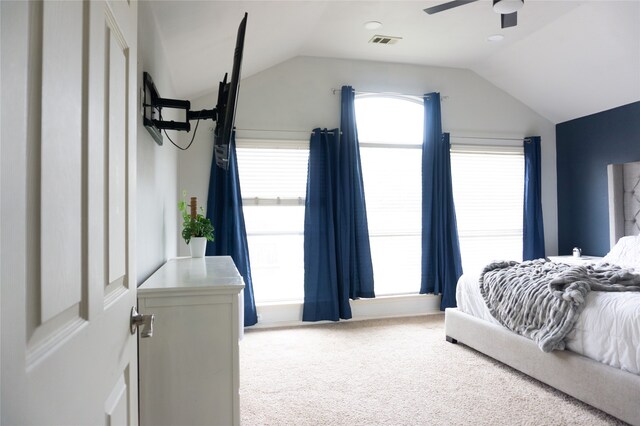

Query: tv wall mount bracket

[142,71,216,145]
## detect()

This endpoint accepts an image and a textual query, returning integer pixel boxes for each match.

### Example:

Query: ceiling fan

[424,0,524,29]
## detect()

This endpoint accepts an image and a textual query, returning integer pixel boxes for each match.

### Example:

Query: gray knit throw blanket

[479,259,640,352]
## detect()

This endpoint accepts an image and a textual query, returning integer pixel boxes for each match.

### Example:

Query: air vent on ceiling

[368,35,402,45]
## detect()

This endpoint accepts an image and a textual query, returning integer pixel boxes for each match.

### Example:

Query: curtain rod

[236,129,523,141]
[331,88,449,100]
[236,128,340,135]
[452,135,526,142]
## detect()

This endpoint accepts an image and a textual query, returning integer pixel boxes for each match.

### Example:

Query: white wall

[175,106,216,256]
[178,55,558,258]
[136,2,180,284]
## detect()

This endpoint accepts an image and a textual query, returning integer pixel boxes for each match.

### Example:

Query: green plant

[178,192,214,244]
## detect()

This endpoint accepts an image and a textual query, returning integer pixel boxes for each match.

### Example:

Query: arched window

[355,95,424,295]
[355,95,423,145]
[356,95,525,293]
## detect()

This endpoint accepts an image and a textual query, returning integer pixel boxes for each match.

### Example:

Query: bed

[445,161,640,426]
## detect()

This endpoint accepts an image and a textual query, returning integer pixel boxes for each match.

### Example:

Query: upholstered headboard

[608,161,640,248]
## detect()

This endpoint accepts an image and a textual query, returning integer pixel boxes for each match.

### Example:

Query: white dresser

[138,256,244,426]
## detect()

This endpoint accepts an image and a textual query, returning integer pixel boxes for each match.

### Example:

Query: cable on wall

[161,110,203,151]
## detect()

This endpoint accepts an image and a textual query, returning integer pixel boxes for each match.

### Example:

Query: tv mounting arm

[142,72,216,144]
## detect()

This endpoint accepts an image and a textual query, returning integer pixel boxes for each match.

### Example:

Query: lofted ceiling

[147,0,640,124]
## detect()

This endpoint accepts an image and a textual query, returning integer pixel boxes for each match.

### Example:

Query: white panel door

[1,0,139,423]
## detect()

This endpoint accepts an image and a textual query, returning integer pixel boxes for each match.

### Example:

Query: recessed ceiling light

[488,34,505,42]
[364,21,383,30]
[493,0,524,14]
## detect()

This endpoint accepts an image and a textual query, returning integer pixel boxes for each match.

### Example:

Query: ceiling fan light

[493,0,523,14]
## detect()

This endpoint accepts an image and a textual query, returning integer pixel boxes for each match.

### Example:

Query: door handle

[130,306,155,338]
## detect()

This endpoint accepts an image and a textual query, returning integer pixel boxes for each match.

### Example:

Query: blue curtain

[523,136,546,260]
[420,92,463,311]
[206,132,258,326]
[338,86,375,300]
[303,129,344,321]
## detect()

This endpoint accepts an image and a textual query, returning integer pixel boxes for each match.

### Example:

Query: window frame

[235,138,310,303]
[449,137,525,272]
[355,94,425,296]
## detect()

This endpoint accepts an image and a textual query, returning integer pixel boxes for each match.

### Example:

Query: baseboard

[251,294,441,329]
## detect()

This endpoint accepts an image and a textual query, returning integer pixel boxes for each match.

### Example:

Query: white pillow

[601,235,640,269]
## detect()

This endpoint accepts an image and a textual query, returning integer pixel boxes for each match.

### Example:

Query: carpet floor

[240,314,625,426]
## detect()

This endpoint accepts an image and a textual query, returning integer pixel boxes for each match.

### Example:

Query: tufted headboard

[607,161,640,248]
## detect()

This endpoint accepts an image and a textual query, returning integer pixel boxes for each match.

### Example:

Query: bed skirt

[444,308,640,425]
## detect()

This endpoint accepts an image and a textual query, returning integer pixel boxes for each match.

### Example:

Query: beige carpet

[240,314,624,426]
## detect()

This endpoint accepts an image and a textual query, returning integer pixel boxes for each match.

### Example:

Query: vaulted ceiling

[147,0,640,124]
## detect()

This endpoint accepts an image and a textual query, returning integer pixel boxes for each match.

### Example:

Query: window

[450,143,524,274]
[238,97,525,303]
[236,141,309,303]
[355,95,424,295]
[355,95,525,292]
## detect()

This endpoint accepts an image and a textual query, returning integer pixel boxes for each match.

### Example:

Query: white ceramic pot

[189,237,207,258]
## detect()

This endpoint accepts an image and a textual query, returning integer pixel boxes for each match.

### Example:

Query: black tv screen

[214,12,247,170]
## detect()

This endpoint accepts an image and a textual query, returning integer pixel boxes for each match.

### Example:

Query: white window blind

[236,142,309,302]
[236,142,309,204]
[450,146,524,275]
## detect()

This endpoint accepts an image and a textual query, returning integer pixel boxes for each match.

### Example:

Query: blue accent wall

[556,101,640,256]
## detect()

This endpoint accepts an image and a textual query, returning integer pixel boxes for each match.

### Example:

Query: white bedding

[456,271,640,375]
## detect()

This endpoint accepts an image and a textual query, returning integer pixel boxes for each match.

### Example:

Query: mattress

[456,272,640,375]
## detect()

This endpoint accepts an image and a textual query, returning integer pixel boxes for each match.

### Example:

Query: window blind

[236,143,309,303]
[451,149,524,273]
[236,145,309,202]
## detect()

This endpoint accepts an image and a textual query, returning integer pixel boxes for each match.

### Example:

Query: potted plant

[178,192,214,258]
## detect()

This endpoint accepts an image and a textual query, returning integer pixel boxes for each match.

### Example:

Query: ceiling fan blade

[424,0,479,15]
[501,12,518,28]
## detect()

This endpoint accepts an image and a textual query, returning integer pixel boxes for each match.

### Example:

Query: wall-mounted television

[142,12,248,171]
[214,12,247,169]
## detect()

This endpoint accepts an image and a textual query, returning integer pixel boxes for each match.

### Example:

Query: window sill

[252,293,441,329]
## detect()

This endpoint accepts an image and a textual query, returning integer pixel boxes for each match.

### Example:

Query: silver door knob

[130,306,155,338]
